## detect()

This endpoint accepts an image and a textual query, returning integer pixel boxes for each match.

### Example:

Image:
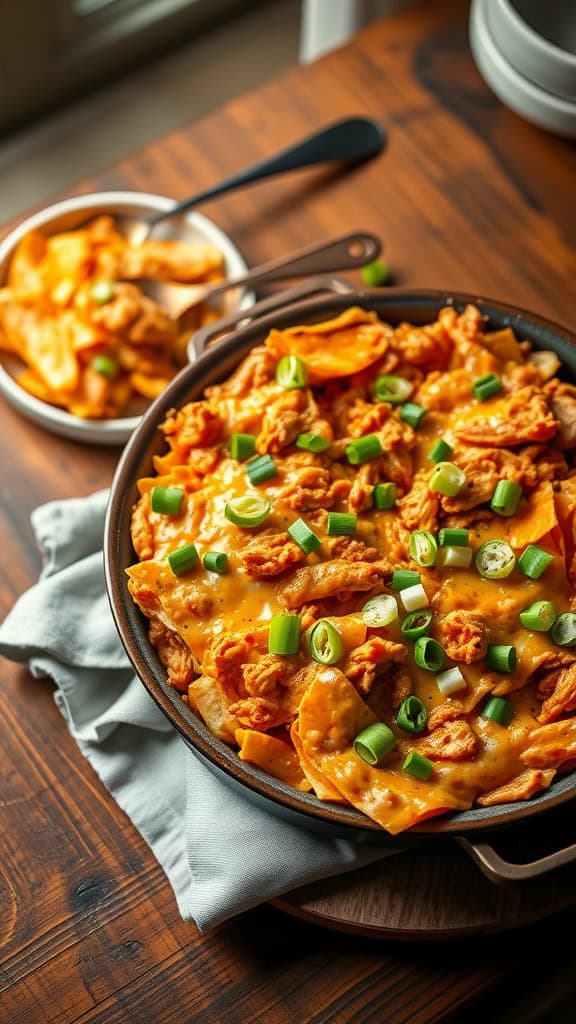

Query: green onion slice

[517,544,553,580]
[90,279,115,305]
[475,539,516,579]
[519,600,556,632]
[481,696,513,727]
[275,355,307,389]
[427,439,453,464]
[391,569,421,591]
[345,433,383,466]
[203,551,229,574]
[400,583,429,613]
[374,374,412,405]
[295,432,330,453]
[409,529,438,567]
[268,614,301,655]
[402,751,434,780]
[440,545,473,569]
[414,636,445,672]
[400,610,433,640]
[246,454,278,485]
[361,258,390,287]
[230,433,256,461]
[438,528,468,547]
[353,723,396,766]
[435,666,467,696]
[490,480,522,517]
[400,402,427,429]
[551,612,576,648]
[308,619,344,665]
[429,461,466,497]
[473,373,502,401]
[326,512,357,536]
[288,517,321,554]
[167,543,198,576]
[396,696,428,733]
[361,594,399,628]
[224,494,271,527]
[91,354,118,379]
[151,485,185,516]
[486,644,517,674]
[373,482,397,510]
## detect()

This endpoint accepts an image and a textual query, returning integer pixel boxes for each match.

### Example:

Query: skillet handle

[188,275,355,361]
[457,836,576,885]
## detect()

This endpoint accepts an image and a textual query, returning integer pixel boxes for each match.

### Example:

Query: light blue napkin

[0,490,388,931]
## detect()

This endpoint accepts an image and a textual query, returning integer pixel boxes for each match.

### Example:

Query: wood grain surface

[1,1,576,1021]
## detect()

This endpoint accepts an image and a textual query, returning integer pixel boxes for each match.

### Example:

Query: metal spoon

[145,231,382,321]
[127,117,385,245]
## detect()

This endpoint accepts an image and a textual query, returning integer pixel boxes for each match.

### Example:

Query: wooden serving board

[273,800,576,939]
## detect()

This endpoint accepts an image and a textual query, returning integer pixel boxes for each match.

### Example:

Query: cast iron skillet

[105,278,576,884]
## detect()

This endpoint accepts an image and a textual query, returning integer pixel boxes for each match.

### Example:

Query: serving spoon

[143,230,382,321]
[126,117,386,245]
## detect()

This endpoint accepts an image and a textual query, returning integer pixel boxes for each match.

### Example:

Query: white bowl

[470,0,576,139]
[0,191,251,445]
[487,0,576,101]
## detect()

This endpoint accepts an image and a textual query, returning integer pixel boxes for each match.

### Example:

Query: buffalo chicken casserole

[127,305,576,834]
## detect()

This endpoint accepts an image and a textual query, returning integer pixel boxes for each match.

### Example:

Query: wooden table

[2,1,576,1020]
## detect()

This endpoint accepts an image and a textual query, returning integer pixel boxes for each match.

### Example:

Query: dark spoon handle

[146,117,385,229]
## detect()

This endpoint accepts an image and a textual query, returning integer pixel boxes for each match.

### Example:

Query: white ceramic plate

[0,191,252,445]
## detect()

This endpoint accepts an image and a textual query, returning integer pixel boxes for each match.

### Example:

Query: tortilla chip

[265,307,393,382]
[236,727,311,791]
[510,481,558,550]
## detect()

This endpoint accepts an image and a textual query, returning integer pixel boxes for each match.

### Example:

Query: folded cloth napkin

[0,490,390,931]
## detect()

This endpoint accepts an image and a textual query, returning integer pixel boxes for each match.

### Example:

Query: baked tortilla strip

[298,668,468,835]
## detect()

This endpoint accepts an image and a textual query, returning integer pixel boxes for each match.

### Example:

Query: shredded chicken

[239,531,305,578]
[149,619,194,692]
[436,610,489,664]
[342,637,405,694]
[279,559,388,609]
[397,470,439,532]
[476,769,555,807]
[455,387,558,448]
[537,661,576,724]
[545,380,576,449]
[417,719,479,761]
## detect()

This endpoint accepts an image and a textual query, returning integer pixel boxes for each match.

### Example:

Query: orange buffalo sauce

[127,305,576,834]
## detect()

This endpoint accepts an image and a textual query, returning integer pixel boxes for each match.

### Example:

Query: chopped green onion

[400,583,429,613]
[361,257,390,287]
[90,279,114,305]
[268,614,301,655]
[473,373,502,401]
[373,482,397,509]
[491,480,522,517]
[374,375,412,405]
[246,454,278,485]
[519,600,556,632]
[275,355,307,389]
[168,543,198,576]
[438,528,469,547]
[402,751,434,780]
[230,433,256,461]
[414,636,445,672]
[326,512,357,536]
[391,569,421,591]
[517,544,553,580]
[409,529,438,567]
[308,619,344,665]
[400,402,427,429]
[203,551,229,574]
[345,433,383,465]
[481,696,513,727]
[224,494,271,527]
[435,666,467,696]
[91,354,118,379]
[353,723,396,766]
[475,539,515,579]
[551,612,576,648]
[288,517,321,554]
[400,610,433,640]
[295,432,330,453]
[429,461,466,497]
[427,439,453,464]
[361,594,399,628]
[440,545,473,569]
[486,644,517,674]
[396,696,428,733]
[151,485,184,516]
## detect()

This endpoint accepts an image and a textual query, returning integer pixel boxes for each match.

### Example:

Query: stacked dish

[470,0,576,138]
